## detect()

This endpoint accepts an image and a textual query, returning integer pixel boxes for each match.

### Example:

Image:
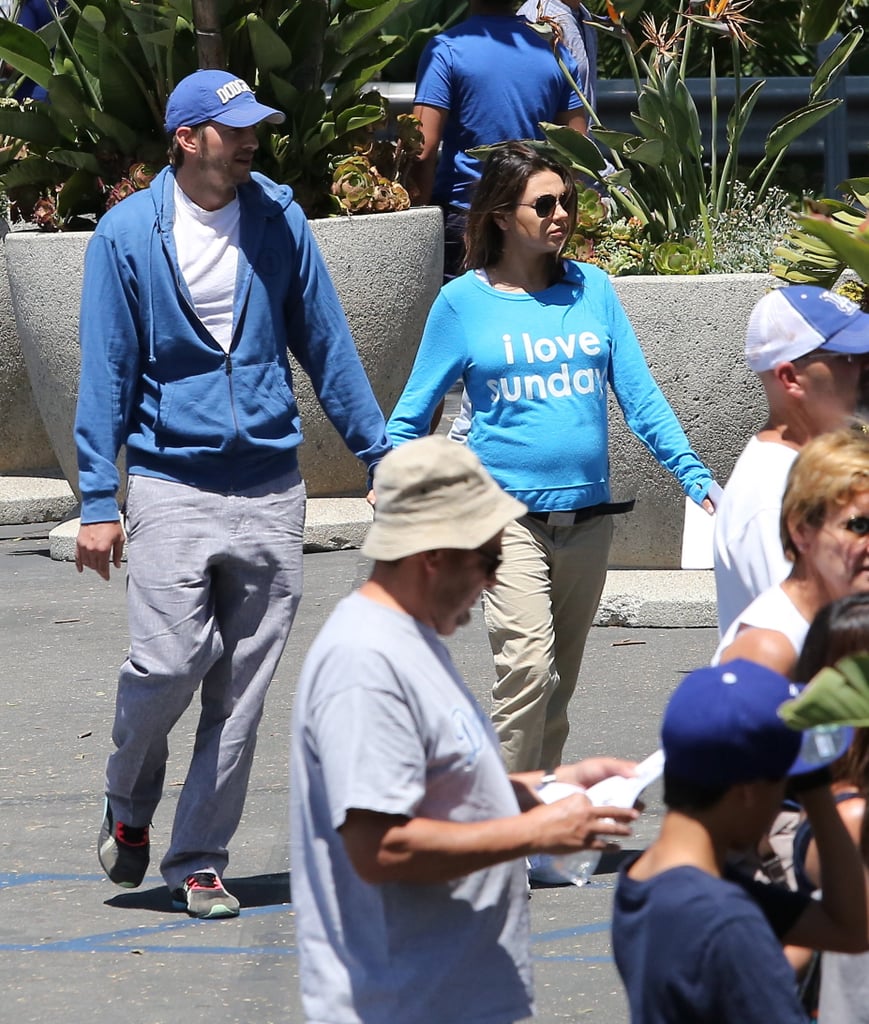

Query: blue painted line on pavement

[0,871,614,963]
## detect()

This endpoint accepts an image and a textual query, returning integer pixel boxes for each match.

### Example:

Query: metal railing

[379,76,869,195]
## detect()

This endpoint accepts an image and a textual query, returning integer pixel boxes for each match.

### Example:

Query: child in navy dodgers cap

[611,660,868,1024]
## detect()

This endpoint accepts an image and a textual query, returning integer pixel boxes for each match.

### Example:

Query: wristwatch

[537,772,558,791]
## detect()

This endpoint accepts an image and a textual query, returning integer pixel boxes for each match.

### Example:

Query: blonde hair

[781,427,869,560]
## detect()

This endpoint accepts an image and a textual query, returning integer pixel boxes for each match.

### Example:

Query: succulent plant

[0,0,429,228]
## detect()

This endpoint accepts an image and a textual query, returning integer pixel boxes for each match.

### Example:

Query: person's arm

[510,757,638,811]
[386,292,468,446]
[783,784,869,953]
[283,203,391,481]
[407,103,448,206]
[340,794,637,885]
[554,106,588,134]
[717,626,798,676]
[74,228,140,578]
[601,271,713,507]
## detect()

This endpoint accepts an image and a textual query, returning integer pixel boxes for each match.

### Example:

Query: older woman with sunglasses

[716,428,869,675]
[388,142,714,780]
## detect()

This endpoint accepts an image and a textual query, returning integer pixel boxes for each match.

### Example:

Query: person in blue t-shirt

[612,659,868,1024]
[388,143,715,790]
[7,0,67,101]
[408,0,587,281]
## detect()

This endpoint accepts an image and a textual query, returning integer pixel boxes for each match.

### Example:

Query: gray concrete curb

[2,479,717,629]
[47,497,376,559]
[47,513,716,630]
[0,474,78,525]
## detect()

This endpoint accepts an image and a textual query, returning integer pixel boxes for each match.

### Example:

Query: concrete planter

[4,207,443,503]
[0,229,59,474]
[608,273,775,568]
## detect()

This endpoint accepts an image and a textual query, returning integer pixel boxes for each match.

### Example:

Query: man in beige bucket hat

[290,435,639,1024]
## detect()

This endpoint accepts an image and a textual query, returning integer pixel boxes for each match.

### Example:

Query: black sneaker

[171,871,240,919]
[98,800,150,888]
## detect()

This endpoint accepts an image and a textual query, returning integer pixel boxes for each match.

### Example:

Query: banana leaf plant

[772,176,869,310]
[0,0,427,228]
[527,0,862,270]
[771,177,869,293]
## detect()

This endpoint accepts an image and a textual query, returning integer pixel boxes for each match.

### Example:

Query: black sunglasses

[844,515,869,537]
[475,547,503,577]
[516,192,571,219]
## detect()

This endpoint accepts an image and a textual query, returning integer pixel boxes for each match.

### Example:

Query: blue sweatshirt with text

[388,263,711,512]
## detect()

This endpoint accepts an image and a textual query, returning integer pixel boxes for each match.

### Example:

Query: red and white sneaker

[171,870,240,919]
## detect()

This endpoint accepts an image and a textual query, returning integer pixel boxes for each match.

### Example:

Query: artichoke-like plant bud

[779,654,869,729]
[370,176,394,213]
[332,156,376,213]
[391,182,411,212]
[105,178,137,210]
[366,139,395,179]
[396,113,424,159]
[575,187,607,231]
[565,232,595,262]
[32,195,59,231]
[129,162,156,190]
[651,240,706,275]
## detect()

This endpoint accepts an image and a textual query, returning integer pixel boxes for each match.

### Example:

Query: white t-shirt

[713,437,798,637]
[713,584,810,666]
[173,181,240,353]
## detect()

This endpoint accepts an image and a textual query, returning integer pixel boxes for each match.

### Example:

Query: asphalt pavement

[0,520,719,1024]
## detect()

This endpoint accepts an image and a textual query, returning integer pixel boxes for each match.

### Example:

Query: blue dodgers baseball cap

[745,285,869,372]
[164,70,285,134]
[662,660,853,787]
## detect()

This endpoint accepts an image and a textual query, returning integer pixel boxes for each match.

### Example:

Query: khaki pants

[484,513,613,773]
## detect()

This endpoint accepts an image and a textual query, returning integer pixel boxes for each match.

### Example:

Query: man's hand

[558,757,638,790]
[75,521,126,581]
[530,792,638,854]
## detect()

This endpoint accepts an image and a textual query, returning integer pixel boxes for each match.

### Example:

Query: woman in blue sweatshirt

[388,143,714,780]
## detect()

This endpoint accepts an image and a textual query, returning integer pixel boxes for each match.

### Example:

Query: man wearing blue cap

[74,70,391,918]
[612,659,868,1023]
[714,286,869,639]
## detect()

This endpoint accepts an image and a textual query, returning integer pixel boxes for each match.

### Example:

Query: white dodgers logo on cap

[216,79,253,105]
[820,290,859,315]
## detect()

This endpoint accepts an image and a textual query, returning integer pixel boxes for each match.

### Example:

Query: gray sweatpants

[106,470,305,892]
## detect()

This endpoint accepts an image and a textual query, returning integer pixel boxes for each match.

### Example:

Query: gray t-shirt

[291,592,533,1024]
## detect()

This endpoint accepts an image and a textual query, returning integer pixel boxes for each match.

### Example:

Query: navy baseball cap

[164,70,285,134]
[745,285,869,372]
[662,660,853,787]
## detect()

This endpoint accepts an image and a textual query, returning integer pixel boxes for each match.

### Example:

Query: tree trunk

[191,0,225,70]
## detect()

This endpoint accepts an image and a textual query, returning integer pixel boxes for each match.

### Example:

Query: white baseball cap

[745,286,869,373]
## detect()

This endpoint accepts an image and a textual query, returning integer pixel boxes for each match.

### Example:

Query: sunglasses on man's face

[516,192,571,219]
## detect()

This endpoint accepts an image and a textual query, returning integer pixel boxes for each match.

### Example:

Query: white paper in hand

[583,749,664,809]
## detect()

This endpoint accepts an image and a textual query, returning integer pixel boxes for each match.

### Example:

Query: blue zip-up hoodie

[75,166,391,523]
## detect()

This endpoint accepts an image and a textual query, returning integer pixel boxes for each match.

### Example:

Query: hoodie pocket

[156,367,232,450]
[230,360,298,444]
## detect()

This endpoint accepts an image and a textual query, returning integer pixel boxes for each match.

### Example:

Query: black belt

[525,500,635,526]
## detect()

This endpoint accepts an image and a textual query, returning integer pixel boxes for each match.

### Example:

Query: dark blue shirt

[612,855,809,1023]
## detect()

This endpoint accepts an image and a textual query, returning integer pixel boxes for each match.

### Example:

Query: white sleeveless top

[712,584,810,666]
